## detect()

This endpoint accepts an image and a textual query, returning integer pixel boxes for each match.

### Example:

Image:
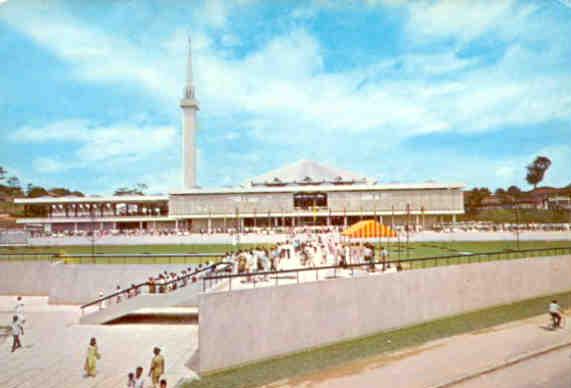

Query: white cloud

[11,120,177,166]
[406,0,515,42]
[4,2,569,146]
[32,157,71,174]
[2,1,570,190]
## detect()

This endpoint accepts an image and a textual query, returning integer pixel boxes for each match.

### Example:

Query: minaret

[180,37,200,188]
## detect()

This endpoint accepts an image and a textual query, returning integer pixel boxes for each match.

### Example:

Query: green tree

[113,183,147,196]
[507,185,522,197]
[0,166,6,182]
[464,187,491,214]
[26,185,49,198]
[526,156,552,189]
[49,187,84,197]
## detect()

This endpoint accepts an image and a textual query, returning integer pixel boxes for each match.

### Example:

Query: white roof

[247,159,371,186]
[14,195,168,205]
[171,182,464,195]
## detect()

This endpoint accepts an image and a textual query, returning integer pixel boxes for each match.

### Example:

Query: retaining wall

[199,255,571,373]
[0,261,188,304]
[0,261,54,296]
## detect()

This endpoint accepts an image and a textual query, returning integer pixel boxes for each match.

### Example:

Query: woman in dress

[84,337,101,377]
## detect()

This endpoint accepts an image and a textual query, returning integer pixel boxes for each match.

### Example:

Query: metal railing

[60,253,224,265]
[0,252,224,264]
[202,246,571,292]
[0,252,59,262]
[80,261,233,315]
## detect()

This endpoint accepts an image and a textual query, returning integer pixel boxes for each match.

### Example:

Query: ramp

[79,262,231,325]
[80,282,203,324]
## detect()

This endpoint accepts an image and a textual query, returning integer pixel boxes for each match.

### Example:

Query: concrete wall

[0,261,54,296]
[0,261,189,305]
[199,255,571,373]
[48,263,189,305]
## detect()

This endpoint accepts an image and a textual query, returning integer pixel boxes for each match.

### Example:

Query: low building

[14,160,464,233]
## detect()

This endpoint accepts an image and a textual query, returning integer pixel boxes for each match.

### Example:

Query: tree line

[465,155,570,214]
[0,165,148,203]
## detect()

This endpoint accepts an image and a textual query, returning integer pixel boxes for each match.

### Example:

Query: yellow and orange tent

[342,219,397,238]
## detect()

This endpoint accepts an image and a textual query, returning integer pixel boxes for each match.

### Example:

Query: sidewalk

[272,313,571,388]
[0,296,198,388]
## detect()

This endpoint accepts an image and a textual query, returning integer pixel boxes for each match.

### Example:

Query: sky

[0,0,570,195]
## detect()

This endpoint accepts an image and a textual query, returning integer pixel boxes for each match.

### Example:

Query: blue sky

[0,0,570,195]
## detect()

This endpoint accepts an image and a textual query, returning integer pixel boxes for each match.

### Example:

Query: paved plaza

[0,296,198,388]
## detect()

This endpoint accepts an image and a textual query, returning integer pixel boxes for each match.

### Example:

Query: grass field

[0,240,570,265]
[183,289,571,388]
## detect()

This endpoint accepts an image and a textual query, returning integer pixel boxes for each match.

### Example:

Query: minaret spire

[185,36,195,99]
[180,35,200,189]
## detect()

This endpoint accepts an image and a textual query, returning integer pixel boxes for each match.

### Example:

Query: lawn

[184,289,571,388]
[0,240,570,264]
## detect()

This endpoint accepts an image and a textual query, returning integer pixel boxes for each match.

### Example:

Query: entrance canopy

[342,220,397,238]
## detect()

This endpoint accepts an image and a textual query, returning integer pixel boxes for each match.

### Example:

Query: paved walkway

[0,296,198,388]
[457,345,571,388]
[271,313,571,388]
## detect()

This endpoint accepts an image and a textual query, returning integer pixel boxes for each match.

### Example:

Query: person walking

[134,366,145,388]
[148,346,165,388]
[15,296,25,324]
[84,337,101,377]
[10,315,23,353]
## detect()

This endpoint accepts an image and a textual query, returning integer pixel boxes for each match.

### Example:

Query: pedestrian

[11,315,23,353]
[116,285,122,304]
[84,337,101,377]
[15,296,25,324]
[98,290,104,310]
[127,372,136,387]
[148,346,165,388]
[134,366,145,388]
[159,379,167,388]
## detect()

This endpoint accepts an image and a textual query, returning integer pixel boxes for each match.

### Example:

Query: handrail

[60,253,225,257]
[80,261,232,311]
[0,252,223,257]
[201,246,571,285]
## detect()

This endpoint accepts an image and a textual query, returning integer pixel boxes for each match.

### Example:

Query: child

[134,366,145,388]
[160,379,167,388]
[127,372,136,387]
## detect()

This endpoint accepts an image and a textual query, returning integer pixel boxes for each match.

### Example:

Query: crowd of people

[25,221,571,240]
[96,262,225,310]
[220,231,398,283]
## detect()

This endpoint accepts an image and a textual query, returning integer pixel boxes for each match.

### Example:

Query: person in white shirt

[15,296,25,324]
[549,300,562,328]
[134,366,145,388]
[11,315,23,352]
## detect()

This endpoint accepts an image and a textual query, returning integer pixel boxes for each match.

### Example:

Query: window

[293,192,327,209]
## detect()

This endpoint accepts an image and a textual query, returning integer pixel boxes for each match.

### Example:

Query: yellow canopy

[342,220,398,238]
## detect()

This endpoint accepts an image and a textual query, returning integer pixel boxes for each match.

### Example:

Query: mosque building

[14,41,464,234]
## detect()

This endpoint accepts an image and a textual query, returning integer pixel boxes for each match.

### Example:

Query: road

[457,346,571,388]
